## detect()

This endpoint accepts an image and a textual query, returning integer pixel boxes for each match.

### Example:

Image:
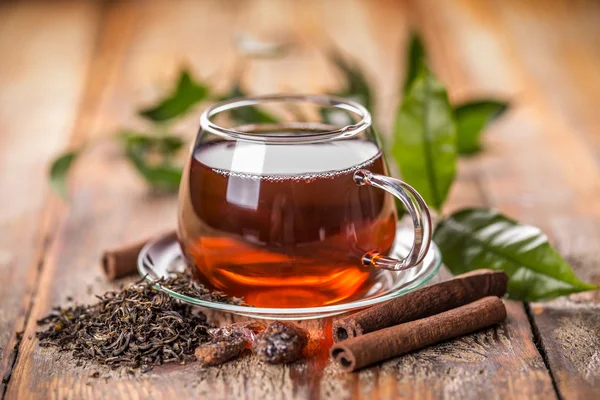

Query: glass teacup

[177,95,431,308]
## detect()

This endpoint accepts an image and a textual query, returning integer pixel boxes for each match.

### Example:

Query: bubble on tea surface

[198,141,381,183]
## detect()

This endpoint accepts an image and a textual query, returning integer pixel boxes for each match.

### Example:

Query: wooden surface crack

[1,220,58,400]
[524,303,564,400]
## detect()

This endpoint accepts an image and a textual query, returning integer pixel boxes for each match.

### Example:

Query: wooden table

[1,0,599,398]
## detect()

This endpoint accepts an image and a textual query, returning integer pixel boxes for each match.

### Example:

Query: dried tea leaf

[36,276,217,371]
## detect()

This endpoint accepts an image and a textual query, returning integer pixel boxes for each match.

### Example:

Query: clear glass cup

[177,94,432,308]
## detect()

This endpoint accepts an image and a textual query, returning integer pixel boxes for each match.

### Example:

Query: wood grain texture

[472,12,600,398]
[0,1,101,395]
[2,0,599,398]
[530,219,600,400]
[411,0,600,399]
[367,301,554,400]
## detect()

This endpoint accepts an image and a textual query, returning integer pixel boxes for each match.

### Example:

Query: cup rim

[199,94,372,144]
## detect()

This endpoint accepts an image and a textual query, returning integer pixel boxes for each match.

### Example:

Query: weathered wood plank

[3,0,178,396]
[397,1,560,399]
[474,2,600,398]
[413,0,600,398]
[246,2,558,398]
[6,0,312,398]
[372,301,555,400]
[531,218,600,400]
[0,1,101,395]
[7,0,597,398]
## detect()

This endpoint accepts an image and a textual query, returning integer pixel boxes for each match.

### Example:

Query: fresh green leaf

[433,208,597,301]
[119,130,184,191]
[391,63,457,211]
[455,100,508,154]
[404,32,426,93]
[49,150,81,199]
[119,130,185,157]
[125,151,182,192]
[327,50,373,111]
[220,83,279,125]
[139,69,208,122]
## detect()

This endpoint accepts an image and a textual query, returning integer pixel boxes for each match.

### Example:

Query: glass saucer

[138,227,442,320]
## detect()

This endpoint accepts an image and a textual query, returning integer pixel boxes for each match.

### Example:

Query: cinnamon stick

[333,269,507,342]
[330,296,507,372]
[101,231,176,280]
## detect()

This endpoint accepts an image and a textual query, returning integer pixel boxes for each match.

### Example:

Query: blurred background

[2,0,600,291]
[2,0,600,213]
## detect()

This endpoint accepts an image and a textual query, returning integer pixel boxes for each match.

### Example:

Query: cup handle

[353,169,433,271]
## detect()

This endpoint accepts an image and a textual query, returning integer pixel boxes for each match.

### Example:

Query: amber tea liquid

[178,137,397,307]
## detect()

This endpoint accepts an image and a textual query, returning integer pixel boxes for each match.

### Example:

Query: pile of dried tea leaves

[37,273,243,372]
[157,271,246,305]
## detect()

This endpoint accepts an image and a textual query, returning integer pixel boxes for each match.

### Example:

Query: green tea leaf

[404,32,426,93]
[391,63,457,211]
[327,50,373,111]
[120,130,183,191]
[49,149,81,199]
[220,83,279,125]
[139,69,208,122]
[125,152,182,192]
[455,100,508,154]
[433,208,597,301]
[119,130,184,157]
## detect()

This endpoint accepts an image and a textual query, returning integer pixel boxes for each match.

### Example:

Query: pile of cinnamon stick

[330,269,508,372]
